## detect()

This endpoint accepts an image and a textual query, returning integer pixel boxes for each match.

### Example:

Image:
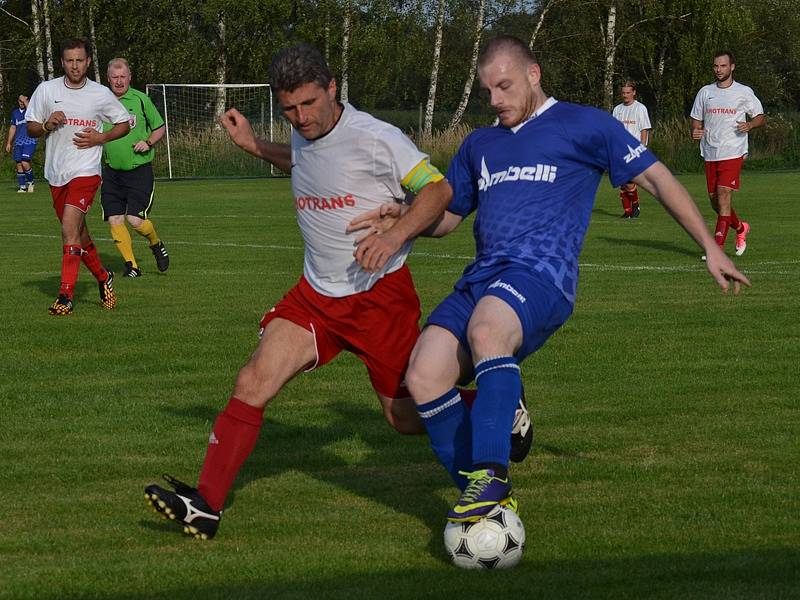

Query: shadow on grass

[151,401,452,562]
[595,236,699,258]
[22,275,93,299]
[108,546,799,600]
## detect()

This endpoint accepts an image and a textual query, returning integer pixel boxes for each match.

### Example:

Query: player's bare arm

[133,124,165,153]
[348,203,463,241]
[5,125,15,153]
[737,113,765,133]
[73,121,130,149]
[691,118,704,140]
[353,178,453,273]
[220,108,292,172]
[633,161,751,295]
[27,110,66,138]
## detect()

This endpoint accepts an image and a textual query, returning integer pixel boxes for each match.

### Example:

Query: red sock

[59,244,82,298]
[460,388,476,409]
[630,188,639,207]
[714,216,731,247]
[620,190,632,214]
[198,397,264,511]
[81,241,108,281]
[729,209,743,233]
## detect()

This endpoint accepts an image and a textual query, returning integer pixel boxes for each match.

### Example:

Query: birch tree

[340,0,351,103]
[215,12,227,122]
[448,0,485,129]
[31,0,45,80]
[43,0,53,78]
[528,0,557,49]
[423,0,446,138]
[87,0,100,81]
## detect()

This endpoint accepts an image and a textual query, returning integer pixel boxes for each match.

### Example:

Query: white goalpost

[145,83,284,179]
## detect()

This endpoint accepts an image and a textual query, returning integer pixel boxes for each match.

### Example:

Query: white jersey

[612,100,651,143]
[690,81,764,162]
[26,76,129,186]
[290,102,428,297]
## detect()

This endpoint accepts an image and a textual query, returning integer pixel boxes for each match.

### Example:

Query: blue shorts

[13,143,36,163]
[426,265,573,364]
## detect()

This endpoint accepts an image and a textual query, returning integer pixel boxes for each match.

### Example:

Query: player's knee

[405,362,434,404]
[385,407,424,435]
[233,363,277,409]
[467,320,506,357]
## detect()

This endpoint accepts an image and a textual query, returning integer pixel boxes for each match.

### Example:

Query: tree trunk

[31,0,45,81]
[215,13,227,123]
[448,0,484,129]
[87,0,101,81]
[43,0,54,79]
[340,0,351,103]
[529,0,556,49]
[424,0,446,138]
[602,2,617,111]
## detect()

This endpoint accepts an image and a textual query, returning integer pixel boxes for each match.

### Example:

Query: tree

[448,0,485,129]
[424,0,446,137]
[340,0,352,103]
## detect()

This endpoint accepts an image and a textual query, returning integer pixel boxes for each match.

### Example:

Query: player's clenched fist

[220,108,257,154]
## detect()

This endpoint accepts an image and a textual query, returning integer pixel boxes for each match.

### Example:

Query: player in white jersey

[143,44,531,540]
[26,38,130,316]
[612,81,651,218]
[691,50,764,256]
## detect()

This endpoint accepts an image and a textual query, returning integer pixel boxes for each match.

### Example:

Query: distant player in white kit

[143,44,531,540]
[612,81,651,218]
[26,37,130,315]
[691,50,764,256]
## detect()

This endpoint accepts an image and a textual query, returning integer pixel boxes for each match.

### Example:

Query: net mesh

[145,84,286,178]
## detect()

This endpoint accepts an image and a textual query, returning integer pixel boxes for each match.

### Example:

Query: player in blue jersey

[5,95,38,192]
[351,35,750,523]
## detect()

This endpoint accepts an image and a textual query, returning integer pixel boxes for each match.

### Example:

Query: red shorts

[259,265,421,399]
[50,175,102,221]
[704,157,744,194]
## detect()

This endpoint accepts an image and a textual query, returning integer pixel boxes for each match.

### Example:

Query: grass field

[1,172,798,599]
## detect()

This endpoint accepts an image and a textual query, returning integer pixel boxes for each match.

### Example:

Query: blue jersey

[10,107,36,146]
[446,99,657,304]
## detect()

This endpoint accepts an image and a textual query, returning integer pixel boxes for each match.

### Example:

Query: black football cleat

[48,294,74,316]
[98,269,116,310]
[145,474,221,540]
[150,241,170,272]
[509,387,533,463]
[123,261,142,278]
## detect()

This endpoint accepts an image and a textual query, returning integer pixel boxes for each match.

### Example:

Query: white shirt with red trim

[290,102,428,297]
[27,76,129,186]
[690,81,764,162]
[612,100,651,143]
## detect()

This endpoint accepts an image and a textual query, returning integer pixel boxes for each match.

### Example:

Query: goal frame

[145,83,274,179]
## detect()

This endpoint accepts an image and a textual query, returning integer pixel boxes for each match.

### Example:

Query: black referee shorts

[101,162,155,220]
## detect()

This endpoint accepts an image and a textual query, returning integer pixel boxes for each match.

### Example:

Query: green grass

[0,173,798,599]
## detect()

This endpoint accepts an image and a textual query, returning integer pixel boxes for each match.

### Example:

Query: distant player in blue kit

[351,35,750,523]
[5,95,37,192]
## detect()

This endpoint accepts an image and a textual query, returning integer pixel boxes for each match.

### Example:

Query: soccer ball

[443,505,526,569]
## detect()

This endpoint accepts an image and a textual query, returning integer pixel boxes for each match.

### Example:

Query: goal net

[145,84,286,179]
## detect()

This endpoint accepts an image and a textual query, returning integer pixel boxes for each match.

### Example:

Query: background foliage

[1,0,798,119]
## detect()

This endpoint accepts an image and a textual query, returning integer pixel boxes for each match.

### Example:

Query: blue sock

[24,169,33,184]
[471,356,521,468]
[16,173,26,188]
[416,389,472,490]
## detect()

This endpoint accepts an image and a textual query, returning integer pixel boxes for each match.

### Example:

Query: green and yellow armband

[401,158,444,195]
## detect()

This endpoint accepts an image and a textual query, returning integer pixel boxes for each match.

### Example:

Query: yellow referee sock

[109,223,137,267]
[133,219,161,246]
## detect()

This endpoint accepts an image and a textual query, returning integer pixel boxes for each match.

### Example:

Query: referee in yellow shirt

[102,58,169,277]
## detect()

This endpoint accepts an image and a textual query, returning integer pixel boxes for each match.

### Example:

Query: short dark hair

[478,35,538,68]
[269,44,333,93]
[714,50,734,64]
[621,80,637,91]
[61,37,92,59]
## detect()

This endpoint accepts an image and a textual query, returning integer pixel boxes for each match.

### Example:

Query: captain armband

[401,158,444,195]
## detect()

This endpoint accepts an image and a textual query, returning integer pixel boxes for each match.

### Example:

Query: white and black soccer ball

[443,505,526,569]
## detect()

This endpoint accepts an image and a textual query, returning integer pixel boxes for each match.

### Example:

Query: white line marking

[3,233,797,274]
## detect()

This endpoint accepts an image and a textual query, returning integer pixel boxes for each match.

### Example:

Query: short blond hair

[107,57,130,73]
